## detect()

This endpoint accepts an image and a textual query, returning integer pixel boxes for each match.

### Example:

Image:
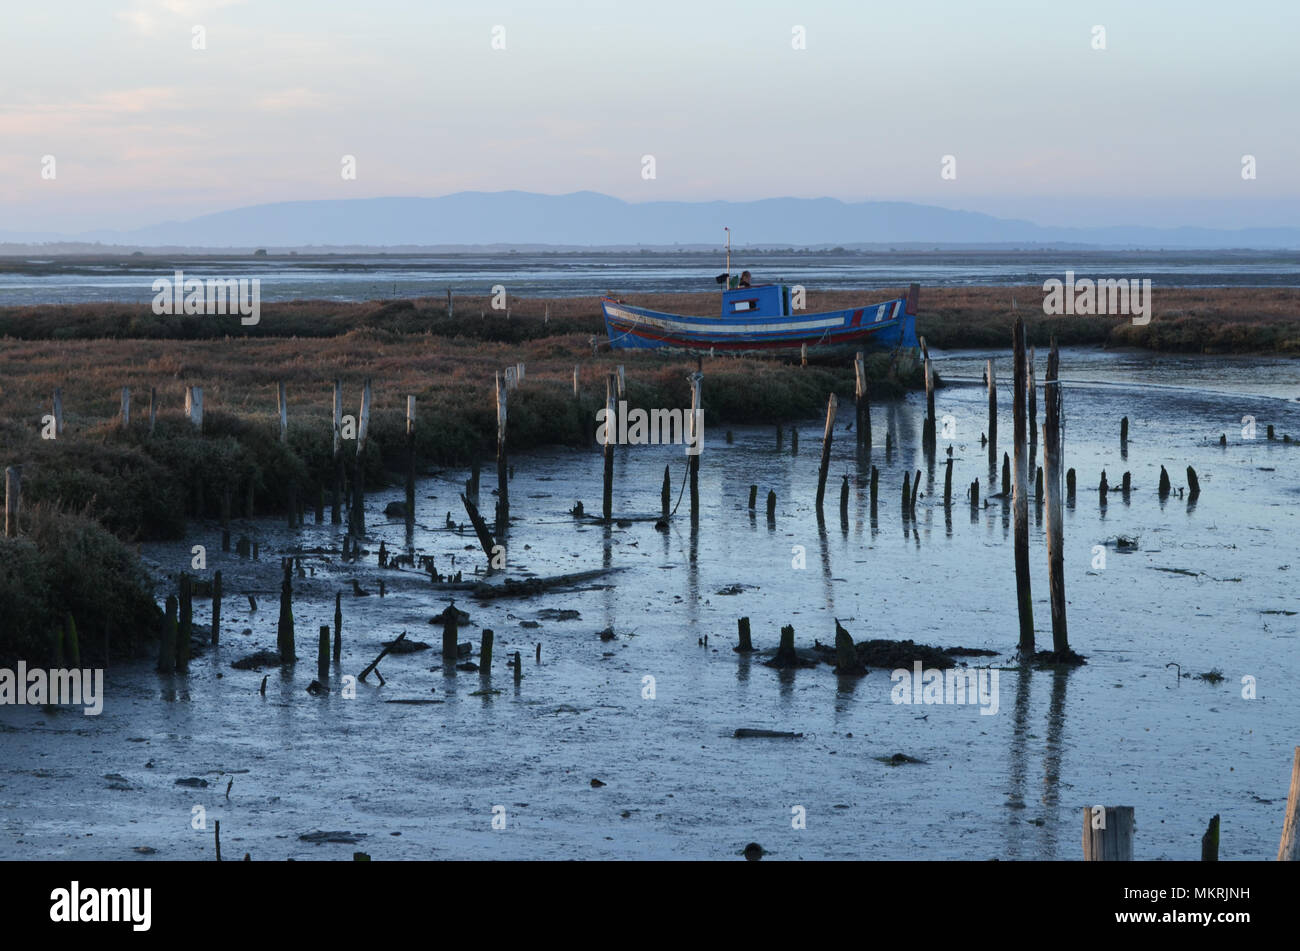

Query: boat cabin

[721,283,792,319]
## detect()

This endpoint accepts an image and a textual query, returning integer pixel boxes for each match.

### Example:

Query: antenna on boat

[724,226,730,286]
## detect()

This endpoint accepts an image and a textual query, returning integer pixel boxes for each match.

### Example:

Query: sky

[1,0,1297,234]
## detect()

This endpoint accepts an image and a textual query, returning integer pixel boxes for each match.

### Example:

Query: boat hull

[601,295,918,358]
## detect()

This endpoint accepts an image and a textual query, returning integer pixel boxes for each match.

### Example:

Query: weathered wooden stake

[688,371,701,524]
[1278,747,1300,860]
[441,608,458,661]
[211,570,222,647]
[801,342,808,366]
[333,591,342,662]
[148,386,157,435]
[987,360,997,470]
[158,595,177,672]
[496,372,509,538]
[766,490,776,521]
[1120,415,1128,451]
[910,468,920,516]
[1202,814,1220,861]
[814,393,837,512]
[1043,339,1068,654]
[1066,467,1076,503]
[332,379,343,524]
[662,466,673,519]
[1012,317,1034,655]
[1158,465,1171,499]
[901,472,911,519]
[1001,453,1010,496]
[52,387,64,438]
[1027,346,1037,469]
[920,337,935,452]
[1187,466,1200,500]
[736,617,754,652]
[120,387,131,429]
[4,467,19,537]
[1082,806,1134,861]
[869,465,879,511]
[177,573,193,673]
[185,386,203,430]
[405,395,417,518]
[277,558,295,662]
[318,625,330,681]
[748,484,756,512]
[944,456,953,507]
[839,475,849,525]
[513,651,522,685]
[854,351,871,450]
[603,373,616,521]
[481,629,494,672]
[348,378,371,535]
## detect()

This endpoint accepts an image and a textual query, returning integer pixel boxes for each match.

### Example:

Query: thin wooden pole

[148,386,157,435]
[573,364,580,399]
[815,393,837,512]
[119,387,131,429]
[688,371,701,524]
[1279,747,1300,860]
[211,570,222,647]
[1044,338,1068,654]
[603,374,615,521]
[495,372,509,539]
[277,381,288,444]
[986,361,996,473]
[331,379,343,524]
[854,351,870,451]
[333,592,342,663]
[4,466,20,537]
[920,337,935,453]
[1012,318,1034,655]
[662,466,672,520]
[1027,346,1037,470]
[52,387,64,438]
[349,378,371,536]
[405,395,416,519]
[318,625,330,681]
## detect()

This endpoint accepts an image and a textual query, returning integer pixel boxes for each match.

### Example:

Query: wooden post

[1066,467,1076,504]
[277,381,288,444]
[332,591,343,662]
[920,337,935,452]
[911,468,921,515]
[986,361,996,471]
[800,342,807,367]
[496,372,509,539]
[1202,814,1220,861]
[766,490,776,521]
[1278,747,1300,860]
[815,393,837,512]
[688,371,701,524]
[148,386,157,435]
[331,379,343,524]
[1027,346,1037,468]
[901,471,911,519]
[662,466,672,520]
[736,617,754,652]
[52,387,64,438]
[1012,317,1034,655]
[177,573,192,674]
[869,465,879,512]
[1082,806,1135,861]
[1158,465,1171,500]
[446,288,453,318]
[839,475,849,527]
[573,364,580,398]
[603,374,615,521]
[211,570,222,647]
[1187,466,1200,501]
[318,625,330,681]
[119,387,131,429]
[481,629,494,672]
[405,395,417,519]
[1120,415,1128,451]
[944,456,953,507]
[513,651,522,684]
[970,478,979,508]
[185,386,203,430]
[277,558,295,662]
[442,606,458,661]
[1001,453,1010,497]
[854,351,871,451]
[158,595,177,673]
[1044,339,1068,655]
[748,484,757,512]
[349,378,371,536]
[4,467,19,537]
[616,365,625,399]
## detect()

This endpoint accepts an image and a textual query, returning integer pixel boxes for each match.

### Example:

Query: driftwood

[734,728,803,739]
[460,567,624,600]
[358,631,406,683]
[460,492,497,563]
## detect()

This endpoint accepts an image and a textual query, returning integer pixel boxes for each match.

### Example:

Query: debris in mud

[831,620,867,676]
[299,830,367,845]
[384,699,443,705]
[733,729,803,739]
[597,627,618,641]
[764,624,819,668]
[878,753,926,765]
[1030,649,1087,667]
[536,608,581,621]
[383,501,408,518]
[133,846,157,855]
[467,568,623,600]
[383,637,431,653]
[520,620,541,628]
[469,688,501,696]
[590,778,606,788]
[945,646,1000,658]
[1114,535,1140,551]
[715,583,757,596]
[743,842,765,861]
[1195,669,1226,684]
[174,777,209,788]
[455,662,479,672]
[104,773,131,790]
[811,637,960,670]
[230,649,286,671]
[306,680,326,695]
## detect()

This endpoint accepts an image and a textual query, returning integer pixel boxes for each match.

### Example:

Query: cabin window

[732,299,758,313]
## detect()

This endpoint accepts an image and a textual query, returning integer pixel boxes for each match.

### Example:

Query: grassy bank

[3,286,1298,352]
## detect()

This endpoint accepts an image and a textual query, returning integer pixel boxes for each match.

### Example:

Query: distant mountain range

[4,191,1299,251]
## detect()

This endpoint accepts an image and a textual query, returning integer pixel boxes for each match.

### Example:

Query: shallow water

[2,349,1298,860]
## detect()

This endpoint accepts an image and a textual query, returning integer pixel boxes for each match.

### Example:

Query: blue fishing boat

[601,230,918,358]
[602,281,919,358]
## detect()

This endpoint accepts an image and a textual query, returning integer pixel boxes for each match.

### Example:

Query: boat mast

[724,226,730,289]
